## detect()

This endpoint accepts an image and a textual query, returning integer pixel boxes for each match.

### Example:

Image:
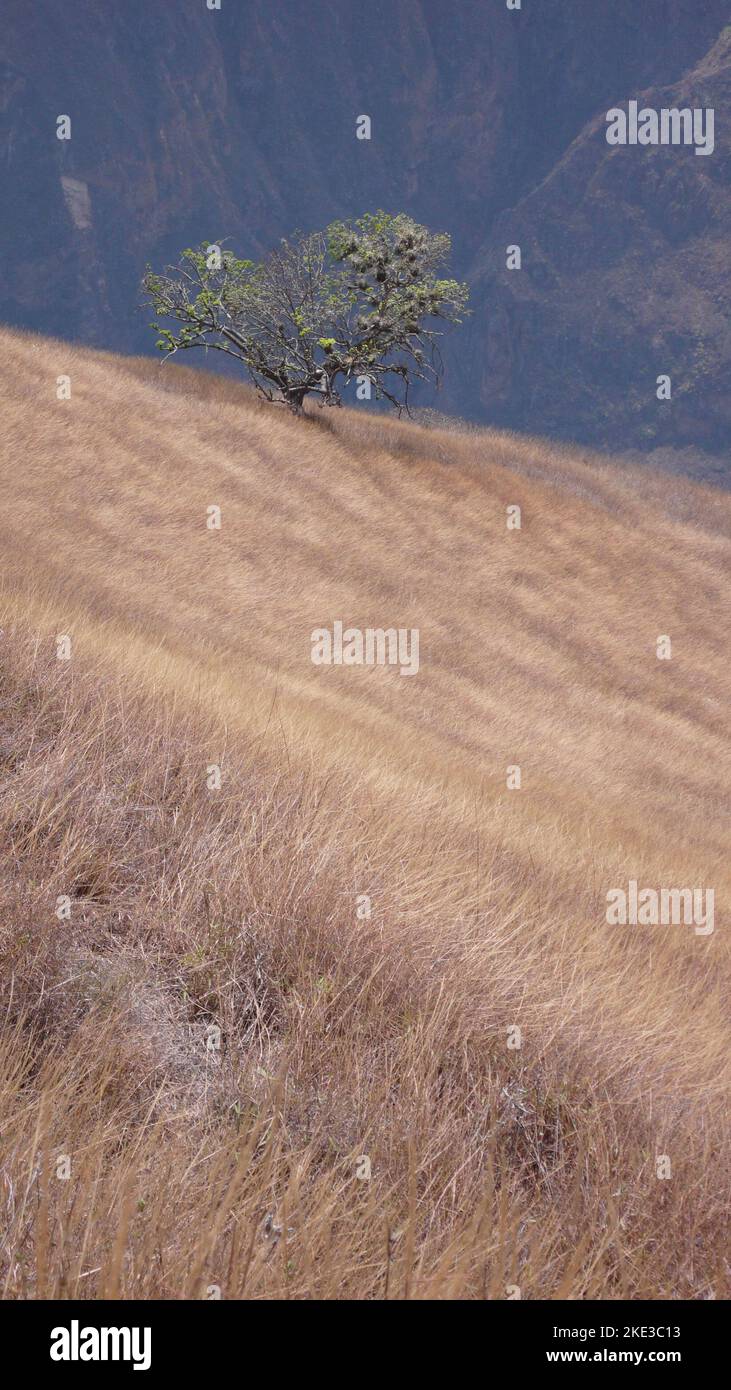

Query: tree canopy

[142,212,469,413]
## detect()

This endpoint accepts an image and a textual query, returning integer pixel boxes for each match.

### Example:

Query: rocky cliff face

[466,27,731,450]
[1,0,728,451]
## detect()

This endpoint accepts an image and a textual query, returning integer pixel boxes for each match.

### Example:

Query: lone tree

[142,212,469,414]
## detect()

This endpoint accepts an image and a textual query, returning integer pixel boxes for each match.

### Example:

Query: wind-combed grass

[1,630,727,1300]
[0,328,729,1299]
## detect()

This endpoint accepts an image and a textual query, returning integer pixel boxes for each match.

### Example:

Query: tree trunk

[286,386,307,415]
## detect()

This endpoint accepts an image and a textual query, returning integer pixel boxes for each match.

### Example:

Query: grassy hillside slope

[1,328,729,1298]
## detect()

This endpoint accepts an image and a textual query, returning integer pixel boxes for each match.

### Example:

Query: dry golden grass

[0,326,729,1299]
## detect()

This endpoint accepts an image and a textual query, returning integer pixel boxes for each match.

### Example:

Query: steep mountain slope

[1,0,729,451]
[1,327,730,1296]
[3,327,730,874]
[469,27,731,450]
